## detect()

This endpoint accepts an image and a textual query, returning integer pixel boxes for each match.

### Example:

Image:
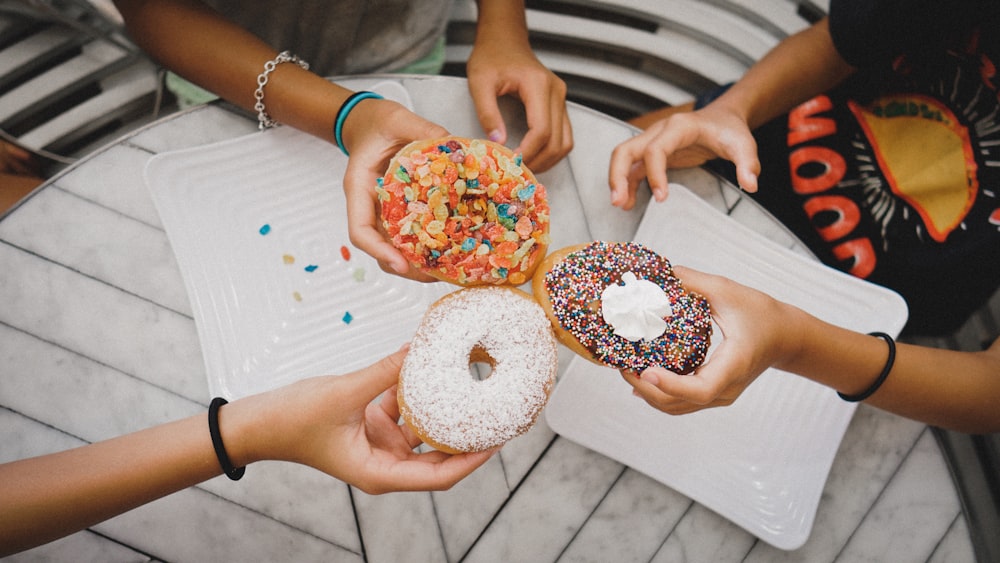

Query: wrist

[474,0,529,45]
[770,300,813,372]
[217,391,280,469]
[334,91,384,156]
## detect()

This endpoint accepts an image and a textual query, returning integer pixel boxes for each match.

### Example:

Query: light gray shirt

[202,0,453,76]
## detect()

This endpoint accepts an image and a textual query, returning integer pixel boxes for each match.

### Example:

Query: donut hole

[468,345,496,381]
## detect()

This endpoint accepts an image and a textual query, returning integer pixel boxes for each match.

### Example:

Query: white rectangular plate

[144,82,450,399]
[544,184,908,550]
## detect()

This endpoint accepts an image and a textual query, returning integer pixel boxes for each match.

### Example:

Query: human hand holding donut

[251,345,497,493]
[619,266,787,415]
[341,97,450,281]
[532,241,713,374]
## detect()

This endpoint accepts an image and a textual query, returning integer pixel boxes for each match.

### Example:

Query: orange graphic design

[849,95,978,243]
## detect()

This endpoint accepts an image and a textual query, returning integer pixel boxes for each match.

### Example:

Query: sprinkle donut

[398,286,558,454]
[377,136,550,286]
[532,241,712,373]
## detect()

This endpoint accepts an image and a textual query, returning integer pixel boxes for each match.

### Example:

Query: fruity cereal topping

[377,137,550,285]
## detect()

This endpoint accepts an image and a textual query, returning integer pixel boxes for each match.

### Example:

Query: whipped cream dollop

[600,272,673,341]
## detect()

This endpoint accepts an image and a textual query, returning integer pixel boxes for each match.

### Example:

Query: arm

[466,0,573,172]
[608,18,856,207]
[624,267,1000,434]
[0,347,494,556]
[113,0,447,279]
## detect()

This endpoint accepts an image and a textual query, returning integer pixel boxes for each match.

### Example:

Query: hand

[340,97,448,281]
[608,104,761,210]
[621,266,794,415]
[466,36,573,172]
[0,141,41,177]
[254,346,496,494]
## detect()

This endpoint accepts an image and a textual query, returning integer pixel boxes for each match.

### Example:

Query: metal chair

[0,0,166,174]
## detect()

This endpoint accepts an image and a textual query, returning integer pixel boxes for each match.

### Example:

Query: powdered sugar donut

[376,136,550,286]
[532,241,712,374]
[398,286,558,454]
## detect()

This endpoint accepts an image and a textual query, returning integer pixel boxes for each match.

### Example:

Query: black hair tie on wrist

[208,397,246,480]
[838,332,896,403]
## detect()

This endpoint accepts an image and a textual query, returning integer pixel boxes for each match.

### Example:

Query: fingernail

[488,129,502,142]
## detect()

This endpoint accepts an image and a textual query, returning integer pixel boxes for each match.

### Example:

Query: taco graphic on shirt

[849,94,978,243]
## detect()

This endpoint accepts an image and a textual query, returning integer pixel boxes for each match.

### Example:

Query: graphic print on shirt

[785,49,1000,282]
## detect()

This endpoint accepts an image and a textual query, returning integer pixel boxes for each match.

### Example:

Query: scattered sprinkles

[543,241,712,373]
[255,225,362,316]
[376,137,550,285]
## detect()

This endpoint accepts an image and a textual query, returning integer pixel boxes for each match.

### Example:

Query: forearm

[779,307,1000,433]
[0,394,273,556]
[113,0,351,142]
[712,18,855,130]
[474,0,529,47]
[0,414,211,555]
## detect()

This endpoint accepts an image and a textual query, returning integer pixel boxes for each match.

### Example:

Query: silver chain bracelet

[254,51,309,130]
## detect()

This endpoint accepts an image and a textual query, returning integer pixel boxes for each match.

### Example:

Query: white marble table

[0,75,974,562]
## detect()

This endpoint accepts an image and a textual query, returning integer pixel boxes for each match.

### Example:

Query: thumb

[342,345,409,406]
[467,80,507,144]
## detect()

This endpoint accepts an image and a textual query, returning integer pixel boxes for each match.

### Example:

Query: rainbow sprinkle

[543,241,712,373]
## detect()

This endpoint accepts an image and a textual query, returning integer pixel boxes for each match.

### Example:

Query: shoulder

[828,0,995,68]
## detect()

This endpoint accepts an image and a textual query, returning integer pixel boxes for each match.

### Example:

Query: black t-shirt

[705,0,1000,336]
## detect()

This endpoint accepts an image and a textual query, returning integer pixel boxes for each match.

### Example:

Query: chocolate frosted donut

[532,241,712,373]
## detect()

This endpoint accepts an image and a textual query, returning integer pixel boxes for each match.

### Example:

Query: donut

[398,286,559,454]
[376,136,550,286]
[532,241,712,374]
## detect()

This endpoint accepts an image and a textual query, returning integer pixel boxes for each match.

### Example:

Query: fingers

[342,158,411,276]
[715,127,761,193]
[468,78,508,145]
[513,79,572,172]
[623,367,733,415]
[609,134,670,210]
[467,66,572,174]
[361,448,499,494]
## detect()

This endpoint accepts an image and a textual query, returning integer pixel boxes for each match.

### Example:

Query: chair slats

[0,4,163,166]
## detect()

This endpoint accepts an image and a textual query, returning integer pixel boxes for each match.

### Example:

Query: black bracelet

[208,397,246,480]
[838,332,896,403]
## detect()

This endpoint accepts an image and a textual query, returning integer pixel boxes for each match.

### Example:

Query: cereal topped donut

[398,286,558,454]
[532,241,712,374]
[376,136,550,286]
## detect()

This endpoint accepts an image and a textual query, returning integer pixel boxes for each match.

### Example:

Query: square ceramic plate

[145,82,450,399]
[544,184,908,550]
